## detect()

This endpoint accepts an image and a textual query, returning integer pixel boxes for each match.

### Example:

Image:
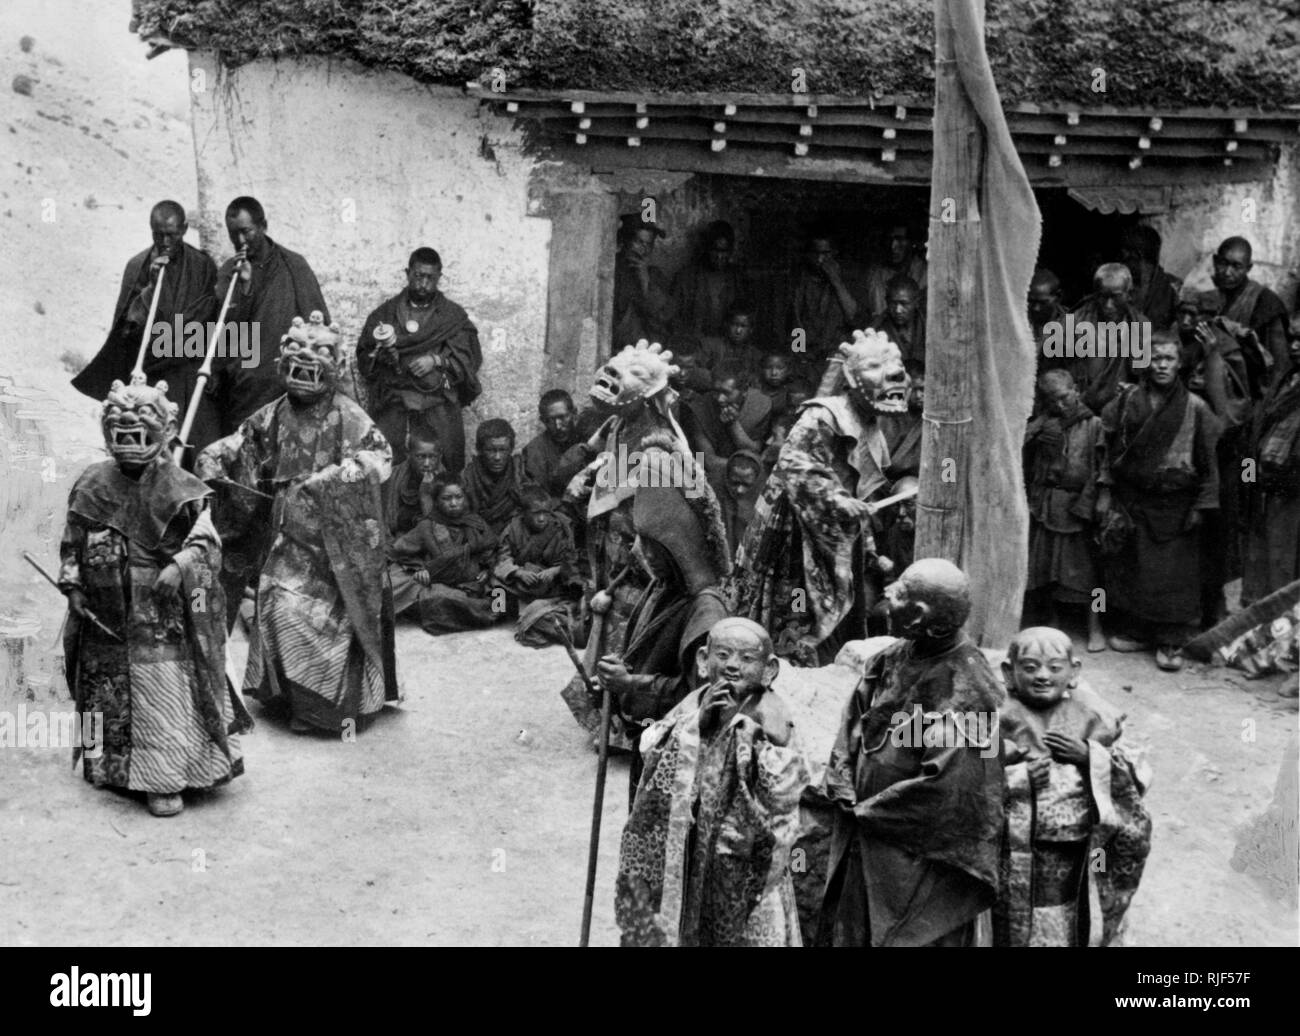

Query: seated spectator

[521,390,593,501]
[711,449,764,560]
[388,479,502,634]
[757,352,813,424]
[869,275,926,365]
[702,303,765,379]
[462,417,535,537]
[383,426,445,537]
[494,485,583,611]
[681,366,771,481]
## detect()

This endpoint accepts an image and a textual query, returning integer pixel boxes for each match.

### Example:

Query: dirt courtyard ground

[1,619,1296,947]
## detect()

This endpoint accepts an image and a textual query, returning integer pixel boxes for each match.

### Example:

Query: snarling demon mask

[101,376,177,467]
[590,339,678,411]
[278,311,341,403]
[840,329,910,417]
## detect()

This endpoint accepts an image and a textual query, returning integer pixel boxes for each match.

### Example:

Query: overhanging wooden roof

[473,86,1300,187]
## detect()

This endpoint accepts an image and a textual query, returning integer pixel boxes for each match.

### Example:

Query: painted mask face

[699,621,774,697]
[1004,629,1079,709]
[590,340,677,410]
[278,311,339,402]
[842,331,910,416]
[101,378,176,467]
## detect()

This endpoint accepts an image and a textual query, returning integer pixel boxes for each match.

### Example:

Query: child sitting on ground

[494,485,582,612]
[995,625,1152,947]
[388,479,502,635]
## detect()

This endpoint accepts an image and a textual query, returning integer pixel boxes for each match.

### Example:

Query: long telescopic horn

[172,251,244,464]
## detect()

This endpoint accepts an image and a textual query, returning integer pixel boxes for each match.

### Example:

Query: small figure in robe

[388,479,503,635]
[61,377,250,817]
[493,485,582,610]
[995,627,1152,946]
[815,558,1005,946]
[616,618,809,946]
[1023,369,1106,652]
[382,426,445,538]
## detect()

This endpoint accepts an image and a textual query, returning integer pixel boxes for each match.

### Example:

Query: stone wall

[187,53,553,443]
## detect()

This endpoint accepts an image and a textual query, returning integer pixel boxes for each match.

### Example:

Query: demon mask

[839,329,909,417]
[278,311,340,403]
[590,339,679,411]
[101,376,177,467]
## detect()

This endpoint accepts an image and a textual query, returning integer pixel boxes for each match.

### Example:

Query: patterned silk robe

[59,457,250,792]
[197,391,397,731]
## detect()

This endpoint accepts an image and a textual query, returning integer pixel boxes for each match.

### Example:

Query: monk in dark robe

[709,449,762,560]
[1242,334,1300,603]
[1178,291,1252,626]
[814,559,1004,946]
[1028,268,1071,388]
[74,200,220,457]
[461,418,535,537]
[1204,236,1290,396]
[382,426,445,538]
[357,246,482,470]
[613,213,675,349]
[1098,335,1221,671]
[594,458,732,804]
[213,196,329,436]
[863,223,927,319]
[672,220,746,339]
[1069,263,1151,414]
[520,390,595,499]
[389,479,502,635]
[1119,224,1181,331]
[788,233,860,384]
[869,275,926,366]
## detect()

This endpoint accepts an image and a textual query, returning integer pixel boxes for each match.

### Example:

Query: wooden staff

[172,250,244,464]
[23,552,122,643]
[131,264,166,382]
[562,562,632,947]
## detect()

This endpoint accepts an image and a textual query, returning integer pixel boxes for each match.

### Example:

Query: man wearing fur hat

[594,450,733,803]
[730,328,910,666]
[197,312,398,734]
[58,377,250,817]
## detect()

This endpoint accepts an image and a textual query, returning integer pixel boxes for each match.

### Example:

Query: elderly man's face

[886,287,918,327]
[541,400,576,443]
[407,262,442,305]
[1212,244,1251,293]
[1095,277,1131,321]
[150,210,186,260]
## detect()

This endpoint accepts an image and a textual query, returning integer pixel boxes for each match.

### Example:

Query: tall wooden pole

[917,0,986,565]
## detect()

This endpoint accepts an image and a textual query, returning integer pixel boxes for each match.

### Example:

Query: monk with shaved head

[1069,262,1152,413]
[815,558,1006,946]
[615,616,809,946]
